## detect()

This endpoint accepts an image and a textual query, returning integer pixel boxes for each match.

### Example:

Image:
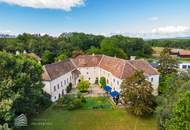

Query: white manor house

[42,55,159,102]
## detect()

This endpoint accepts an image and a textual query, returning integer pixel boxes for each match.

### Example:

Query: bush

[66,83,72,93]
[0,123,11,130]
[77,78,90,92]
[100,77,106,87]
[81,96,86,103]
[56,94,86,110]
[67,99,82,110]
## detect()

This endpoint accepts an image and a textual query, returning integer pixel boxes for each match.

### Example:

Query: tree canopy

[156,71,190,130]
[157,48,178,77]
[0,52,50,125]
[121,71,155,116]
[0,33,153,64]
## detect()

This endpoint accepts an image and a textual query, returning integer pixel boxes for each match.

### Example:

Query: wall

[99,68,122,92]
[178,62,190,70]
[148,75,160,95]
[78,67,100,84]
[47,71,75,102]
[43,67,160,102]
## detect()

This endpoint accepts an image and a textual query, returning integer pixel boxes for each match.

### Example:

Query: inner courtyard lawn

[25,97,156,130]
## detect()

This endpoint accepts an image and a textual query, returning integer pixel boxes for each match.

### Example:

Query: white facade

[178,62,190,70]
[147,75,159,95]
[43,62,160,102]
[77,67,123,92]
[78,67,99,84]
[43,71,75,102]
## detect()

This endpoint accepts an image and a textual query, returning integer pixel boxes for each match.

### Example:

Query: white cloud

[0,0,85,11]
[108,25,190,39]
[148,16,159,21]
[152,26,190,34]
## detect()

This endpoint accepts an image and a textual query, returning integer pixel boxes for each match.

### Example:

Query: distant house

[178,50,190,58]
[170,49,190,58]
[178,62,190,70]
[42,55,160,102]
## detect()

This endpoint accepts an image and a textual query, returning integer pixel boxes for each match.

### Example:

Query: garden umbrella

[103,85,112,92]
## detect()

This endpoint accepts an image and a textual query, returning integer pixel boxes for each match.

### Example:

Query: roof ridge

[70,58,78,68]
[126,60,138,71]
[120,60,127,79]
[97,54,105,66]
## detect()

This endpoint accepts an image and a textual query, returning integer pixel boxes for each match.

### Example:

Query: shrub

[77,78,90,92]
[56,94,86,110]
[0,123,11,130]
[100,77,106,87]
[66,98,83,110]
[81,96,86,103]
[66,83,72,93]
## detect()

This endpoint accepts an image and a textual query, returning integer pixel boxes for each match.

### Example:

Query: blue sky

[0,0,190,38]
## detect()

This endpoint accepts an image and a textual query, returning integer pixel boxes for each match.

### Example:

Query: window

[54,86,56,91]
[113,79,115,82]
[61,81,63,87]
[87,72,89,75]
[54,96,56,100]
[117,81,119,85]
[188,65,190,69]
[64,80,66,85]
[57,84,59,89]
[182,65,187,69]
[151,78,154,82]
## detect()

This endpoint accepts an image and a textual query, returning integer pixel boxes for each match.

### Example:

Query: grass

[24,97,156,130]
[82,97,113,109]
[176,57,190,62]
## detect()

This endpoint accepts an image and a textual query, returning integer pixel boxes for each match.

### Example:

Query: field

[25,97,156,130]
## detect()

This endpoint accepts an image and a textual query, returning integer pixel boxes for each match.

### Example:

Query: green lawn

[25,97,156,130]
[176,57,190,62]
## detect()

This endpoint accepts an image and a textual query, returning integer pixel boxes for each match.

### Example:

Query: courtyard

[24,97,156,130]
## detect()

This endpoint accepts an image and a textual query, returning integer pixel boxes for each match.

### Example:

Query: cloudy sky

[0,0,190,38]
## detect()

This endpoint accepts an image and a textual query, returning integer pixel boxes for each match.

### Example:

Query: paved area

[87,84,105,97]
[71,84,105,97]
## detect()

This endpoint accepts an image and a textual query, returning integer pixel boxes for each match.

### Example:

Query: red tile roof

[178,50,190,56]
[72,55,103,67]
[98,55,126,78]
[128,60,159,76]
[42,55,159,81]
[43,59,76,81]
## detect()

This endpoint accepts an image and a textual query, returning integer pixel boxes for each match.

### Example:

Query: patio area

[70,84,105,97]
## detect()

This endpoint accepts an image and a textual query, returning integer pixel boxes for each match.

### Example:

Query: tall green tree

[0,52,50,125]
[156,71,190,130]
[121,71,155,116]
[164,91,190,130]
[157,48,178,76]
[54,54,68,62]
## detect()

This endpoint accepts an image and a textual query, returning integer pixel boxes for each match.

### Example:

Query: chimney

[130,56,136,60]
